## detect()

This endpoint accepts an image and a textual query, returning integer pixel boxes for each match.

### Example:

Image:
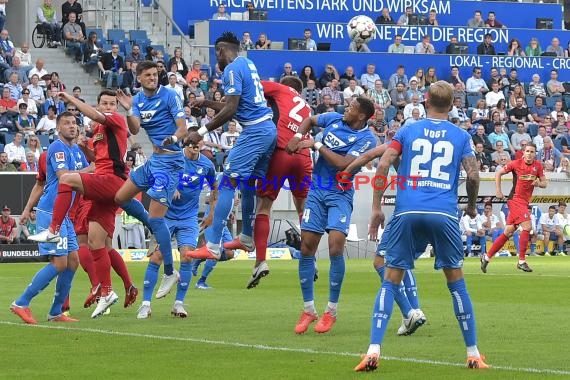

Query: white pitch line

[1,321,569,376]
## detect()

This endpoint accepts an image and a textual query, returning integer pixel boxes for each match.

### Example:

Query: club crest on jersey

[94,133,104,142]
[138,103,144,108]
[55,152,65,162]
[197,167,204,174]
[332,123,339,129]
[348,136,356,142]
[324,132,347,149]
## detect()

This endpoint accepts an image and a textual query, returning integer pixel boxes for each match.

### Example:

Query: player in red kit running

[29,90,137,317]
[224,76,313,289]
[481,142,547,273]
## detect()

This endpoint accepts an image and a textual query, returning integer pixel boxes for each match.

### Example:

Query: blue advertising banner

[208,20,570,56]
[176,0,562,30]
[245,50,570,84]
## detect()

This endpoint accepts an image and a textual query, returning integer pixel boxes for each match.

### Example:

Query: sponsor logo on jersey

[226,88,236,94]
[94,133,104,142]
[140,110,157,123]
[519,174,537,181]
[324,132,347,148]
[57,163,65,169]
[55,152,65,162]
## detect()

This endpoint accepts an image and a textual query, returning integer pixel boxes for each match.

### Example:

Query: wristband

[171,135,178,143]
[126,109,134,117]
[294,132,303,139]
[313,142,323,151]
[198,126,209,136]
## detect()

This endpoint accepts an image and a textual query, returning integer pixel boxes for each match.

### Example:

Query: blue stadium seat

[525,95,536,108]
[123,43,132,56]
[466,94,482,108]
[107,29,126,44]
[0,143,3,152]
[37,134,50,150]
[86,28,104,44]
[384,106,396,122]
[546,96,559,110]
[151,44,165,55]
[4,133,14,144]
[528,123,539,138]
[101,43,112,53]
[129,30,151,46]
[200,64,211,76]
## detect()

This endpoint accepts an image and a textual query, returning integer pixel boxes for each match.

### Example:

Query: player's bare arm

[533,175,547,188]
[201,181,218,230]
[494,166,508,199]
[190,98,225,112]
[59,91,107,125]
[462,155,480,218]
[317,145,360,172]
[368,146,399,236]
[20,180,45,224]
[116,89,140,135]
[185,95,239,145]
[162,117,188,146]
[344,143,388,174]
[285,115,317,153]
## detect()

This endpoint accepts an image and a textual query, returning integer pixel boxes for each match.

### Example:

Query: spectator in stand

[484,11,504,28]
[61,0,85,36]
[461,210,486,257]
[472,125,495,155]
[320,78,343,109]
[413,68,426,90]
[17,89,38,119]
[339,66,357,90]
[62,12,84,62]
[538,136,562,170]
[349,40,370,52]
[314,94,335,114]
[375,8,395,24]
[37,0,61,48]
[280,62,298,78]
[368,108,388,143]
[201,123,222,162]
[406,77,424,102]
[25,134,42,161]
[15,103,34,135]
[530,96,550,127]
[390,81,408,110]
[299,65,317,88]
[359,63,379,91]
[239,31,255,51]
[481,203,503,242]
[506,68,522,94]
[387,34,405,53]
[14,43,32,68]
[4,131,25,166]
[98,44,124,88]
[508,84,526,109]
[402,107,423,127]
[4,56,28,84]
[0,205,19,244]
[35,105,57,135]
[4,72,22,100]
[414,35,434,54]
[27,59,48,88]
[0,151,15,171]
[125,43,144,66]
[546,37,564,57]
[255,33,271,49]
[212,3,230,20]
[558,129,570,156]
[185,59,202,84]
[319,63,339,89]
[388,109,404,129]
[507,38,525,57]
[47,71,65,92]
[525,38,543,57]
[20,209,37,243]
[186,76,205,101]
[540,205,565,254]
[0,86,17,115]
[547,69,565,96]
[528,73,547,97]
[0,28,14,65]
[72,86,84,103]
[533,125,547,151]
[367,79,392,110]
[471,99,490,126]
[388,64,408,91]
[0,0,6,32]
[167,47,188,78]
[447,65,464,88]
[489,123,515,156]
[397,6,413,26]
[509,97,535,129]
[514,139,529,160]
[167,61,187,86]
[486,67,502,92]
[557,157,570,174]
[493,99,509,123]
[303,28,317,51]
[301,79,320,110]
[467,10,485,27]
[19,150,38,172]
[403,94,425,120]
[466,67,489,94]
[129,143,147,168]
[42,88,65,115]
[220,120,240,152]
[165,73,184,102]
[342,79,364,104]
[425,67,439,88]
[445,36,460,54]
[144,46,157,61]
[511,122,532,151]
[183,105,198,128]
[491,145,511,170]
[550,100,567,122]
[449,96,469,122]
[426,9,439,26]
[477,33,496,55]
[485,82,505,108]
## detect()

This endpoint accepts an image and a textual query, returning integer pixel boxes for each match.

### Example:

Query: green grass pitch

[0,257,569,379]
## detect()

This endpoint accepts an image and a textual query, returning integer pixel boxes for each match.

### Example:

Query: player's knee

[149,253,163,265]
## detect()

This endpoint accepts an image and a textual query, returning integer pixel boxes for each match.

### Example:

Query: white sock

[518,259,526,265]
[367,344,381,356]
[325,301,338,316]
[206,242,220,253]
[142,300,151,307]
[467,345,480,358]
[483,255,490,262]
[303,301,316,314]
[174,300,183,306]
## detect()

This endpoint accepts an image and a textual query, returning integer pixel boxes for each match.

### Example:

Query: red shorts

[256,148,313,201]
[506,199,531,226]
[80,173,124,237]
[70,196,92,236]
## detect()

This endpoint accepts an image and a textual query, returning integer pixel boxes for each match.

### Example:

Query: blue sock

[49,268,75,316]
[15,263,59,306]
[479,237,487,254]
[191,259,202,275]
[120,199,151,231]
[530,242,536,254]
[202,259,217,279]
[240,181,256,237]
[328,255,345,303]
[466,235,473,254]
[143,262,160,302]
[376,265,412,317]
[370,280,399,344]
[210,183,235,244]
[148,217,173,275]
[299,255,315,302]
[403,269,420,309]
[176,262,192,302]
[448,278,477,347]
[558,243,564,252]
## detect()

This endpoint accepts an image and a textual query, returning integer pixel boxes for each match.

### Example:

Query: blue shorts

[384,213,463,270]
[165,216,199,249]
[224,120,276,179]
[36,209,78,256]
[377,216,427,259]
[130,152,185,206]
[548,231,558,241]
[204,224,233,246]
[301,188,353,235]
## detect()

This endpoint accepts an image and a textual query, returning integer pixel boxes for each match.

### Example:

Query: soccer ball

[347,15,376,43]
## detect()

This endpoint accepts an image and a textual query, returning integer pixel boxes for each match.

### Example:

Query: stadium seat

[37,134,50,150]
[466,94,482,109]
[384,106,396,122]
[4,133,14,144]
[0,143,3,152]
[200,64,211,76]
[528,123,538,138]
[525,95,536,108]
[151,44,165,55]
[86,28,104,44]
[107,29,127,45]
[123,43,132,56]
[101,43,112,53]
[129,30,151,46]
[546,96,559,110]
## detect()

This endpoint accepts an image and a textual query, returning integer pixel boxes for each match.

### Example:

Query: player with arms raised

[480,142,547,273]
[354,81,487,372]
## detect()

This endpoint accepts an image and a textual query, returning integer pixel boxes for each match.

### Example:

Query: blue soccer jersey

[222,56,273,126]
[392,118,474,218]
[314,112,376,195]
[132,85,185,150]
[71,144,89,170]
[167,153,216,220]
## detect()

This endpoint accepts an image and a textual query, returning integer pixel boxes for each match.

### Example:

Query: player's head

[56,111,78,142]
[343,96,375,128]
[279,76,303,93]
[185,126,203,158]
[426,81,454,113]
[97,89,118,113]
[522,142,537,164]
[214,31,240,70]
[136,60,159,92]
[548,205,557,216]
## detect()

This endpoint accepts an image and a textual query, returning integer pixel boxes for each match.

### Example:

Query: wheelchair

[32,23,48,48]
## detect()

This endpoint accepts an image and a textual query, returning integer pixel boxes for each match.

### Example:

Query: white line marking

[1,321,569,376]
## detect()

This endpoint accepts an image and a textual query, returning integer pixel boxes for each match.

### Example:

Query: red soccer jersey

[261,81,311,150]
[36,151,47,182]
[90,112,128,178]
[504,158,544,204]
[0,216,16,238]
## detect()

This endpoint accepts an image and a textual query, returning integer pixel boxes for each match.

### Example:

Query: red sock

[254,214,270,262]
[108,248,133,289]
[49,184,74,233]
[486,233,509,259]
[518,230,530,261]
[62,295,70,312]
[91,247,112,295]
[77,245,99,286]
